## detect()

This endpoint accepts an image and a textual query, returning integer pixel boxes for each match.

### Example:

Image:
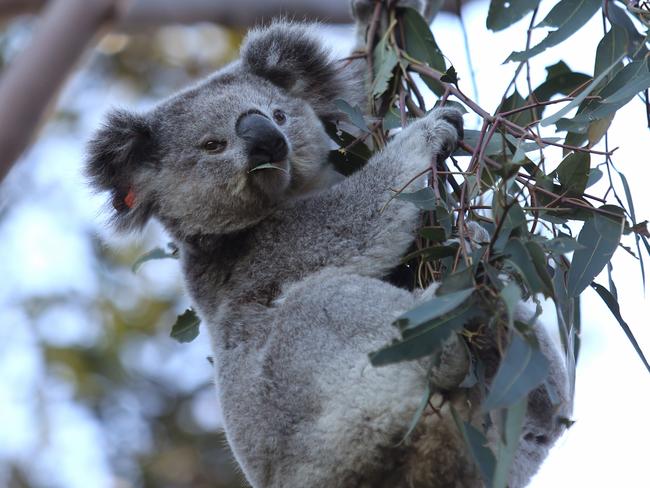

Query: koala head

[87,21,362,239]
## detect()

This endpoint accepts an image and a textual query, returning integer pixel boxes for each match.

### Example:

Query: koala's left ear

[241,21,365,120]
[86,110,158,231]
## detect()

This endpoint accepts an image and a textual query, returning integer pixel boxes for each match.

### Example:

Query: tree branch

[1,0,356,27]
[0,0,119,183]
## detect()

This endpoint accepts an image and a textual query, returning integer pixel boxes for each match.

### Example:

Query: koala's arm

[312,107,463,278]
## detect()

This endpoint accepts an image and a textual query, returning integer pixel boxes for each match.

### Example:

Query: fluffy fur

[87,1,571,486]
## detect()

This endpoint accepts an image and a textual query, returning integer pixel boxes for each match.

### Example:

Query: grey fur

[87,2,571,486]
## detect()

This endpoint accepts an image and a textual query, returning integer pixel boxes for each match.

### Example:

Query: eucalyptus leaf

[395,187,437,209]
[171,309,201,343]
[542,237,585,255]
[451,408,496,486]
[372,43,399,98]
[401,7,445,71]
[454,130,509,157]
[483,332,550,411]
[369,303,481,366]
[322,121,372,160]
[594,26,628,79]
[334,99,369,133]
[504,239,552,297]
[555,59,650,131]
[586,168,603,188]
[419,226,447,242]
[132,246,178,273]
[554,151,590,196]
[395,288,475,330]
[506,0,601,63]
[487,0,540,32]
[541,53,626,127]
[401,385,431,442]
[591,283,650,374]
[567,208,625,297]
[493,398,527,488]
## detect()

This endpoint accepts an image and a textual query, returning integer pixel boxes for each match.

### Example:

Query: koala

[87,2,571,487]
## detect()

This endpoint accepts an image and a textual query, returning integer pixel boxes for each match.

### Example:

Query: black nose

[236,112,288,165]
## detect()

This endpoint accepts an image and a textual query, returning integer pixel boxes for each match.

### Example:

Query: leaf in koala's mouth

[248,163,290,175]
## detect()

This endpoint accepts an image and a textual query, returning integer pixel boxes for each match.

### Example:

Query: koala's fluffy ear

[86,110,158,231]
[241,21,365,120]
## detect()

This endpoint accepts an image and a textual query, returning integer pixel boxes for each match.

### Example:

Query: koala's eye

[203,140,227,153]
[273,110,287,125]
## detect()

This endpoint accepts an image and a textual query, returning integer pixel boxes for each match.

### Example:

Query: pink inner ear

[124,189,136,209]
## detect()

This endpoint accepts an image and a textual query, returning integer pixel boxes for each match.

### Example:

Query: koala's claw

[436,107,464,141]
[419,107,464,163]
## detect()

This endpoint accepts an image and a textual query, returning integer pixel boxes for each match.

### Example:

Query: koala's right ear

[86,110,158,231]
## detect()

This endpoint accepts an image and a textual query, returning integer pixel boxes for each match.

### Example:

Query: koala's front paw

[421,107,464,162]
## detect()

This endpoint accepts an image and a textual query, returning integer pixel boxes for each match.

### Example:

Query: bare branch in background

[2,0,356,27]
[0,0,117,182]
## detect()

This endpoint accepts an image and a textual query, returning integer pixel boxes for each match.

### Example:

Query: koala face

[87,21,363,239]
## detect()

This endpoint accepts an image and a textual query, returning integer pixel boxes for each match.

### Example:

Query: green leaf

[334,99,369,132]
[132,246,178,273]
[455,130,510,157]
[170,309,201,343]
[599,59,650,105]
[401,7,446,71]
[483,332,550,411]
[323,121,372,160]
[437,266,475,294]
[369,303,481,366]
[498,89,536,127]
[372,42,399,98]
[505,0,601,62]
[419,226,447,242]
[567,208,625,297]
[587,115,614,146]
[493,398,528,488]
[504,238,552,297]
[604,2,647,55]
[531,62,590,118]
[436,205,453,238]
[554,151,590,196]
[395,187,437,210]
[395,288,475,330]
[615,168,646,287]
[525,241,554,298]
[555,59,650,131]
[586,167,603,187]
[591,283,650,374]
[487,0,540,32]
[401,385,431,442]
[492,192,526,250]
[542,237,584,255]
[451,408,496,486]
[594,26,628,79]
[383,107,408,130]
[541,53,626,127]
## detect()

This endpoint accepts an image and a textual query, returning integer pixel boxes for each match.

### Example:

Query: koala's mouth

[248,161,290,175]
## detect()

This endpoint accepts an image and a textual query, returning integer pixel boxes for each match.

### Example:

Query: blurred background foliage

[0,17,247,488]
